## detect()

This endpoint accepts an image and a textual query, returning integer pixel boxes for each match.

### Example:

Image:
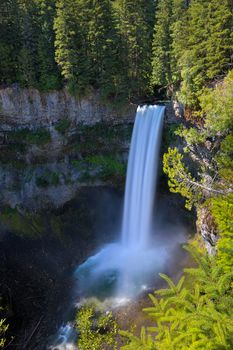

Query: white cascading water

[49,105,166,349]
[115,105,166,296]
[122,105,165,248]
[74,105,166,298]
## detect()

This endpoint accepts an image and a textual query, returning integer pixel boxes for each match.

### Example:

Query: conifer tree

[35,0,61,90]
[115,0,155,99]
[151,0,173,92]
[17,0,41,86]
[0,0,20,84]
[81,0,124,101]
[208,194,233,272]
[54,0,124,99]
[76,305,118,350]
[175,0,233,107]
[170,0,189,88]
[54,0,90,95]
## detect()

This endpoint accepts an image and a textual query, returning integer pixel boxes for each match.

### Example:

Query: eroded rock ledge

[0,86,181,221]
[0,85,135,129]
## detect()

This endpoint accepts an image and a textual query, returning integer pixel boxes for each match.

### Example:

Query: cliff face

[197,205,218,256]
[0,86,136,212]
[0,85,135,130]
[0,86,183,240]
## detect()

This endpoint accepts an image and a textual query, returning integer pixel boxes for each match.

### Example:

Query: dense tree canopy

[0,0,154,103]
[151,0,233,107]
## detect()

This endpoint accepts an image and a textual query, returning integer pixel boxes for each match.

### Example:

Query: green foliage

[209,194,233,271]
[200,70,233,134]
[150,0,233,106]
[170,0,188,87]
[163,70,233,210]
[151,0,172,89]
[86,155,126,183]
[76,305,118,350]
[0,207,45,237]
[115,0,155,99]
[175,0,233,107]
[54,0,91,96]
[120,246,233,350]
[55,118,71,135]
[163,147,202,209]
[36,171,60,187]
[54,0,126,101]
[0,316,8,349]
[1,0,232,106]
[175,125,206,148]
[36,0,62,90]
[54,0,154,102]
[0,0,20,84]
[120,327,156,350]
[216,135,233,186]
[1,0,155,102]
[14,0,61,89]
[71,154,126,184]
[162,123,180,148]
[11,128,51,146]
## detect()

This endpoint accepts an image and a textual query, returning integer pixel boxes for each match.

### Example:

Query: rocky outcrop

[0,86,136,210]
[197,205,219,255]
[0,163,87,210]
[164,101,184,123]
[0,86,182,211]
[0,85,135,130]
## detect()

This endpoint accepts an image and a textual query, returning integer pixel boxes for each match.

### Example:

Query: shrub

[55,118,71,135]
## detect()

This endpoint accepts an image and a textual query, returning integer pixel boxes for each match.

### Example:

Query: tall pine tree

[114,0,155,100]
[36,0,61,90]
[175,0,233,107]
[54,0,90,95]
[54,0,124,100]
[0,0,21,84]
[151,0,173,93]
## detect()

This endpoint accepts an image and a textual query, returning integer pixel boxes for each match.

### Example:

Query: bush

[11,128,51,146]
[36,171,60,188]
[76,305,118,350]
[55,118,71,135]
[87,155,126,183]
[0,318,8,348]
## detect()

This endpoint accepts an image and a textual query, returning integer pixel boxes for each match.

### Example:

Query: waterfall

[48,105,166,349]
[74,104,166,298]
[122,105,165,248]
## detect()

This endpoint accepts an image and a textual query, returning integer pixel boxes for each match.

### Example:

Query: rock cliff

[0,86,136,211]
[0,86,182,237]
[0,85,135,130]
